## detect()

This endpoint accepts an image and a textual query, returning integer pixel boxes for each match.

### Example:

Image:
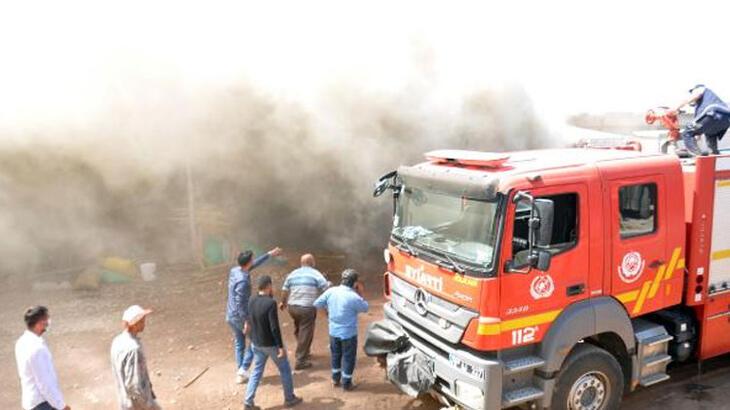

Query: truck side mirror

[373,170,398,198]
[506,192,555,274]
[373,178,391,197]
[533,198,554,248]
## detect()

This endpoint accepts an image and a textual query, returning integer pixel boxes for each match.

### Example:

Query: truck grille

[389,274,478,344]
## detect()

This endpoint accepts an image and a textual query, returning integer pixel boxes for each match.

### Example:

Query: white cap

[122,305,152,325]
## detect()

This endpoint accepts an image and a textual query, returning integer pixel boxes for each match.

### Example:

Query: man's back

[695,87,730,119]
[314,286,369,339]
[248,295,283,348]
[282,267,328,307]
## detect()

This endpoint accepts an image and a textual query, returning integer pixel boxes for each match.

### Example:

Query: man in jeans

[279,254,330,369]
[226,247,281,384]
[244,275,302,410]
[313,269,369,391]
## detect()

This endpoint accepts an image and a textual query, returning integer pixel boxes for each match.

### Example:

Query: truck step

[503,356,546,375]
[502,386,544,407]
[642,353,672,367]
[640,373,670,387]
[643,334,673,347]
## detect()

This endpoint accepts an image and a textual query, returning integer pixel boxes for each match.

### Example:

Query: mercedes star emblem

[414,288,430,316]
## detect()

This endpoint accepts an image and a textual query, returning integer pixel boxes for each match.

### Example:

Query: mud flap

[386,347,436,397]
[364,320,435,397]
[363,319,410,357]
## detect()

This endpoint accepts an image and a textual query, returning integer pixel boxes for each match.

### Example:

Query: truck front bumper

[383,302,503,410]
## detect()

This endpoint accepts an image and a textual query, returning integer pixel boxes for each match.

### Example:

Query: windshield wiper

[413,240,470,274]
[392,232,419,256]
[438,250,466,275]
[394,230,468,274]
[401,239,419,256]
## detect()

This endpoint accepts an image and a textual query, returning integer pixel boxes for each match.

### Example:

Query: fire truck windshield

[392,185,501,271]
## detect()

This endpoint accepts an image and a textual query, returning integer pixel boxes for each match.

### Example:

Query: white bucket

[140,262,157,281]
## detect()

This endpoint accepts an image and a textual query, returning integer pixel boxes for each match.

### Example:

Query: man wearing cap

[313,269,369,391]
[279,254,330,370]
[226,247,282,384]
[678,85,730,155]
[15,306,71,410]
[244,275,302,409]
[110,305,160,410]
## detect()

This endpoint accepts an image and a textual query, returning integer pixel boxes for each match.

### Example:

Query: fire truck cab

[372,148,730,410]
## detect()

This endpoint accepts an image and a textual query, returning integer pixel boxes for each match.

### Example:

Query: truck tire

[550,343,624,410]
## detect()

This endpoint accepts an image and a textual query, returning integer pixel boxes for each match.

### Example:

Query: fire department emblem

[619,251,645,283]
[530,274,555,300]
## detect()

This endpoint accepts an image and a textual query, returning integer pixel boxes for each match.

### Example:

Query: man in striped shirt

[279,254,330,369]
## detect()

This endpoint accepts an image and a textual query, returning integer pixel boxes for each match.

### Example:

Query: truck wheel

[550,344,624,410]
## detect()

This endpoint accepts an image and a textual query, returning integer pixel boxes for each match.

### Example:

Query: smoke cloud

[0,75,548,276]
[0,3,554,277]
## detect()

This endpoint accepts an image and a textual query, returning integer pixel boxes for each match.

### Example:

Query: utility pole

[185,159,199,263]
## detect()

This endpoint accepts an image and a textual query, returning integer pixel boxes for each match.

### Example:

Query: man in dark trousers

[243,275,302,410]
[313,269,369,391]
[226,247,281,384]
[678,84,730,155]
[279,254,330,370]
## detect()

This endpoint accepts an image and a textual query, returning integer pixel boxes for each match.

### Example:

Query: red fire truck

[371,148,730,410]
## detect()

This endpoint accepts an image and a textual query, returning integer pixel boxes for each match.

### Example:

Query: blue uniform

[314,285,369,387]
[694,87,730,123]
[314,285,369,339]
[682,86,730,155]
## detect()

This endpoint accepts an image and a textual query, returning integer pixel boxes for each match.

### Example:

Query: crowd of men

[226,249,369,409]
[14,249,370,410]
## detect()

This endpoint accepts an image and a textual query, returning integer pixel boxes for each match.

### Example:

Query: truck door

[499,183,589,347]
[609,176,668,316]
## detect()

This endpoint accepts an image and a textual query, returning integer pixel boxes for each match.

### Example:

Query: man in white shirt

[111,305,160,410]
[15,305,70,410]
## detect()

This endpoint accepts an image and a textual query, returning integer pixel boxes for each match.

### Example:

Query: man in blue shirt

[313,269,369,391]
[678,85,730,155]
[226,247,281,384]
[279,254,331,370]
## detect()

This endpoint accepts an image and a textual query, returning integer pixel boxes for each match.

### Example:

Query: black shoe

[343,383,357,392]
[284,395,303,407]
[294,361,312,370]
[244,404,261,410]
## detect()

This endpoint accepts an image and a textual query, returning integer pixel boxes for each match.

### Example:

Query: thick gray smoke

[0,78,547,277]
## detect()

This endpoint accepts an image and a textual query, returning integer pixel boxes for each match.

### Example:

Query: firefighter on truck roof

[677,84,730,156]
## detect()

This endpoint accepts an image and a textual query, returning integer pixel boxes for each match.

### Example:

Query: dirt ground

[2,258,730,410]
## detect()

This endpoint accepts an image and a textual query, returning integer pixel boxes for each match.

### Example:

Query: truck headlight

[454,380,484,408]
